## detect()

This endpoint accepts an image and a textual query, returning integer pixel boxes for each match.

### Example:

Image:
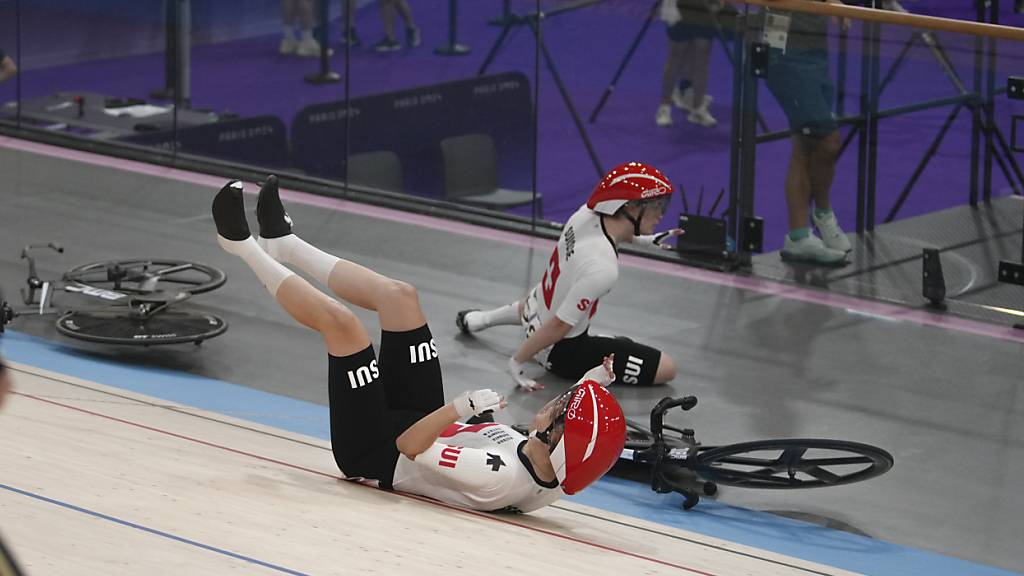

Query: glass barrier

[1,0,1021,324]
[5,1,171,141]
[341,0,539,217]
[737,0,1024,323]
[0,2,17,117]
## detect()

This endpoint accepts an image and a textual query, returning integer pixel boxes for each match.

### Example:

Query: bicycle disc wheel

[63,259,226,295]
[56,309,227,345]
[694,439,893,489]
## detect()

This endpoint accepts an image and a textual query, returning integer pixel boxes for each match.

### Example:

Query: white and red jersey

[521,206,619,347]
[391,422,562,513]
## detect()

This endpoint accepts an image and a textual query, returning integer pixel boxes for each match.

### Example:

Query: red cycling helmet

[541,381,627,495]
[586,161,675,216]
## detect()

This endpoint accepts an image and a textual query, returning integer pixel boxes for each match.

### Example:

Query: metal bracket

[740,216,764,253]
[998,260,1024,287]
[750,42,769,78]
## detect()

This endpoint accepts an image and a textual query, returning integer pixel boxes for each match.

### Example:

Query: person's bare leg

[653,352,677,385]
[660,41,687,107]
[808,130,841,210]
[297,0,316,30]
[688,38,711,105]
[785,135,813,231]
[276,276,371,356]
[254,176,425,333]
[212,180,369,357]
[394,0,416,28]
[282,0,296,25]
[379,0,398,41]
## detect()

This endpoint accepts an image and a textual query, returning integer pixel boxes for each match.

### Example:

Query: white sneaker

[296,37,333,58]
[279,37,297,55]
[687,105,717,128]
[781,233,847,265]
[655,104,673,127]
[812,211,853,253]
[673,86,714,113]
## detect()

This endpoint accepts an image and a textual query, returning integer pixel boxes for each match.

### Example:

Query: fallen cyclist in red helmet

[212,176,626,513]
[457,161,683,391]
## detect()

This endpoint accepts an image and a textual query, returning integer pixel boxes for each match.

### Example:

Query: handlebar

[19,243,63,306]
[650,396,697,440]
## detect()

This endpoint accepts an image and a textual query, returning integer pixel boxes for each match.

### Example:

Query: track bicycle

[1,243,228,346]
[615,396,894,510]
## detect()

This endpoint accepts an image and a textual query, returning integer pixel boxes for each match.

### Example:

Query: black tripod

[478,0,606,177]
[588,0,768,132]
[836,23,1024,222]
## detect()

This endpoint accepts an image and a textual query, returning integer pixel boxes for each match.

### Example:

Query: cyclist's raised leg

[214,180,393,480]
[253,176,442,412]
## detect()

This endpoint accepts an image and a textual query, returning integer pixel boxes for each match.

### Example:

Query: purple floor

[3,0,1023,250]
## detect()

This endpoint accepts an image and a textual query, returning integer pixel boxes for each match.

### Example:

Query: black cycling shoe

[256,175,293,239]
[455,309,478,335]
[212,180,250,241]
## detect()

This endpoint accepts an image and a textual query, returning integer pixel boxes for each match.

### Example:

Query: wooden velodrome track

[0,362,859,576]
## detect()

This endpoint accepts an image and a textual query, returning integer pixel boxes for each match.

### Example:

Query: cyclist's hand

[453,389,505,419]
[581,354,616,387]
[635,229,683,250]
[508,357,543,391]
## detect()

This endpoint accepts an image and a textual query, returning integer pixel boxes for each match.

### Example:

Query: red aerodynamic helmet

[547,381,627,495]
[586,161,675,216]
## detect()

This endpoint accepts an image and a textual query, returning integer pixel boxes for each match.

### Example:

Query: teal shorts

[764,49,838,139]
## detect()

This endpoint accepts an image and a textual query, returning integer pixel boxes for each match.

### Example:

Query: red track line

[14,391,718,575]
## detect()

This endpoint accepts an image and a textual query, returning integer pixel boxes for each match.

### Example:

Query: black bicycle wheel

[694,439,893,489]
[56,309,227,345]
[63,260,226,295]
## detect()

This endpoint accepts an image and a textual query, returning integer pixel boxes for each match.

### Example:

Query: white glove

[453,389,504,419]
[633,229,683,250]
[508,357,543,391]
[580,354,616,387]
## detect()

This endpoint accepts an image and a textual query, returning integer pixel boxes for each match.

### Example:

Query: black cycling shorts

[326,323,443,489]
[546,330,662,387]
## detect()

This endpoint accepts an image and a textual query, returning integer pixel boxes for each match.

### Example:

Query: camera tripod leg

[589,0,660,124]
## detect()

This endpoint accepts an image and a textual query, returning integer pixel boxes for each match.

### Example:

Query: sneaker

[295,37,333,58]
[780,233,847,265]
[673,86,714,113]
[405,26,421,48]
[256,175,293,239]
[687,106,717,128]
[340,27,361,47]
[812,211,853,253]
[655,104,673,127]
[212,181,251,241]
[455,309,479,335]
[371,37,401,52]
[279,37,298,55]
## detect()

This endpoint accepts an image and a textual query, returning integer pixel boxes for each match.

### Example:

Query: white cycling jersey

[391,422,562,513]
[521,206,619,348]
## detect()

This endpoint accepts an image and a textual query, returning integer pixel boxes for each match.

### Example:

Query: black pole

[305,0,340,84]
[970,0,983,206]
[836,22,848,117]
[436,0,470,55]
[856,19,870,233]
[983,0,998,202]
[151,0,178,100]
[866,19,880,231]
[528,17,604,176]
[589,0,660,123]
[885,104,963,222]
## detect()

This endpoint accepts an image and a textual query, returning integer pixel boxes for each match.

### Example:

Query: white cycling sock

[218,235,293,297]
[465,302,520,332]
[258,234,339,287]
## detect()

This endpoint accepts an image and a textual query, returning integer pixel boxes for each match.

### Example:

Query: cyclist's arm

[512,316,572,364]
[396,402,461,459]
